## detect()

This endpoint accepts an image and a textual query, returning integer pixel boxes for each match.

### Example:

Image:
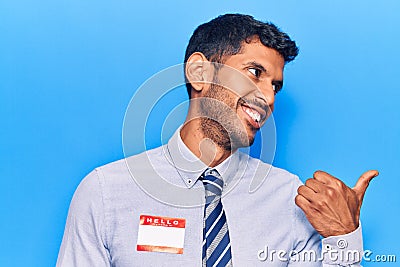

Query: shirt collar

[165,126,241,189]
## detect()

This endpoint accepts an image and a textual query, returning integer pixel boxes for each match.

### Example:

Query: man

[57,14,378,266]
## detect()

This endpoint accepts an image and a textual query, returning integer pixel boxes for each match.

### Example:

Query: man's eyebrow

[243,61,267,73]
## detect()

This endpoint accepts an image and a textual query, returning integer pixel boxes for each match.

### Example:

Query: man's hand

[295,170,379,238]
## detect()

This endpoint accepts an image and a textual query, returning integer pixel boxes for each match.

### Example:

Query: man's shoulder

[245,153,299,179]
[98,146,165,171]
[239,153,302,191]
[85,145,166,186]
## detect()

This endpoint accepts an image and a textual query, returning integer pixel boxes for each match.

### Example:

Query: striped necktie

[201,168,233,267]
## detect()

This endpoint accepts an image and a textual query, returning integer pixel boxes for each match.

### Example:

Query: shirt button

[187,179,192,184]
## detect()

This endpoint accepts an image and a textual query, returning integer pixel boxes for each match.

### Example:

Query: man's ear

[185,52,212,94]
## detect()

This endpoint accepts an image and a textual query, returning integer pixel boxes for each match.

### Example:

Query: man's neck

[180,119,234,168]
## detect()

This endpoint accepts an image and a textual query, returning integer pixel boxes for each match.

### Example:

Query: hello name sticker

[136,214,186,254]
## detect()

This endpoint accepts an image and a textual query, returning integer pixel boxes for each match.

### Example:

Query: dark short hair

[184,14,299,97]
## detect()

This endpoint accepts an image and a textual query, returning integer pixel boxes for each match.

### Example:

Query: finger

[313,170,338,185]
[305,178,325,193]
[295,194,311,210]
[297,185,317,201]
[353,170,379,203]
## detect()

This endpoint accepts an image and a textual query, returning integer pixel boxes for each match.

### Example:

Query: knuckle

[330,178,344,189]
[337,180,346,190]
[314,200,323,208]
[314,198,328,208]
[326,188,336,198]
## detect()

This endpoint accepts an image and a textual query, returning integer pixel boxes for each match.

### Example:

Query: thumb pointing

[353,170,379,202]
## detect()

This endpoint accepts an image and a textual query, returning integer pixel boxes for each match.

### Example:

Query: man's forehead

[226,40,284,65]
[217,42,285,81]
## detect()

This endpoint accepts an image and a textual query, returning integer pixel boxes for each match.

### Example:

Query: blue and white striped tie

[201,168,233,267]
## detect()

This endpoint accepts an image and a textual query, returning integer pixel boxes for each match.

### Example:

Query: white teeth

[244,107,261,122]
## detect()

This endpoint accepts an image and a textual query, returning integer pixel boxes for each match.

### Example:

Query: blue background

[1,0,399,266]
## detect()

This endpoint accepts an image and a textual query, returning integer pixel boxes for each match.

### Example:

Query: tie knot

[201,168,224,197]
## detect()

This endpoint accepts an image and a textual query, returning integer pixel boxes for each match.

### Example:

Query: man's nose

[259,82,275,107]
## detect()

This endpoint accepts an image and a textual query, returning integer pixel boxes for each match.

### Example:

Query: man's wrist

[321,222,363,265]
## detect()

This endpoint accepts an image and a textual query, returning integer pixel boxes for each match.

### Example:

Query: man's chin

[245,135,255,147]
[248,135,255,146]
[230,133,255,150]
[245,128,257,146]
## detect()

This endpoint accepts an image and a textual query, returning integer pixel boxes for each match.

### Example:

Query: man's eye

[248,68,261,78]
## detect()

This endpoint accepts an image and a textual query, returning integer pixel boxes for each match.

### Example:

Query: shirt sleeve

[56,169,111,267]
[321,224,363,266]
[289,175,363,266]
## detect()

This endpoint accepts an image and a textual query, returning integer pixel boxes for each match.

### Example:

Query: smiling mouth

[242,105,261,123]
[240,101,267,129]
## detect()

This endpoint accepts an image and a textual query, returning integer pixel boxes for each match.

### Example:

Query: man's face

[199,38,285,150]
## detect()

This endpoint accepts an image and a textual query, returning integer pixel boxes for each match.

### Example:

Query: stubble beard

[199,83,254,152]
